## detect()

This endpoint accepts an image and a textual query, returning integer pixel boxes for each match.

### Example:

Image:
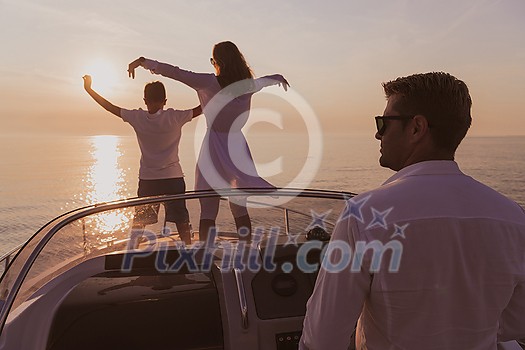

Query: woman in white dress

[128,41,289,241]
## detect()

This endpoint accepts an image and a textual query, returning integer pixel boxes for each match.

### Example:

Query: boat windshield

[0,188,352,333]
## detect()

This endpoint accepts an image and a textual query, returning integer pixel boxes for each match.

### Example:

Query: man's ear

[410,115,430,142]
[163,99,167,106]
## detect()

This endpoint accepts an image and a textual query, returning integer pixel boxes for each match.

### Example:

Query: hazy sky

[1,0,524,137]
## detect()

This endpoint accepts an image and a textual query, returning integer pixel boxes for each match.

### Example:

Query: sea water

[1,133,524,256]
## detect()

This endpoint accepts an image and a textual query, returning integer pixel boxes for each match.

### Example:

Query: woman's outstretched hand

[128,57,145,79]
[276,75,290,91]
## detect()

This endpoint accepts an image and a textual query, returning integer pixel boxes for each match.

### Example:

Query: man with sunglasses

[301,72,525,349]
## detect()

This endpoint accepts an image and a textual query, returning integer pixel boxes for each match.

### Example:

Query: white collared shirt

[301,160,525,349]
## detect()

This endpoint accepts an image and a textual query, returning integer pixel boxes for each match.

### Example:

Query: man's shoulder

[364,171,525,224]
[349,182,403,206]
[467,177,525,218]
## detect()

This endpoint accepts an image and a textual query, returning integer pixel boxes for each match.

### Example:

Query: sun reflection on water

[83,135,133,245]
[87,135,126,202]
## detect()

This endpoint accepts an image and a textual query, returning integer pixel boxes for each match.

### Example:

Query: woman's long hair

[213,41,254,88]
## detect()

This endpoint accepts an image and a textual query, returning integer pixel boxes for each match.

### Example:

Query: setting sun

[82,59,118,95]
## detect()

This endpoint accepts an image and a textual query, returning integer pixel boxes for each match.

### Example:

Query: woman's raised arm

[254,74,290,92]
[127,57,146,79]
[128,57,211,90]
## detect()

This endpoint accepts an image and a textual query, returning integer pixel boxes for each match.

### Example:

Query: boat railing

[0,244,24,277]
[243,198,339,236]
[74,191,348,243]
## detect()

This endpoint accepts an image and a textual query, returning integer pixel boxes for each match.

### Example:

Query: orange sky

[1,0,524,137]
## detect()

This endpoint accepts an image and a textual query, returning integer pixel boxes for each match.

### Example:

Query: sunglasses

[375,115,415,136]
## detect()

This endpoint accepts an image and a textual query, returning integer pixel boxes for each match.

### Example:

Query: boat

[0,188,351,350]
[0,188,523,350]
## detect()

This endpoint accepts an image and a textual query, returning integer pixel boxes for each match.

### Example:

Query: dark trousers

[134,177,189,225]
